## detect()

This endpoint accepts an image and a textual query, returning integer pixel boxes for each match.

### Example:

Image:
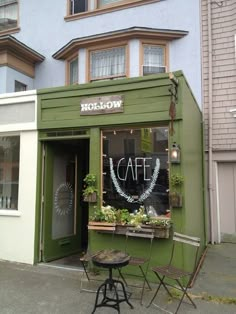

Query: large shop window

[0,136,19,210]
[0,0,18,32]
[102,127,169,216]
[90,46,126,81]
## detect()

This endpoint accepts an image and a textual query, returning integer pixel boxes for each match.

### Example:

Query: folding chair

[147,232,201,314]
[79,223,116,293]
[118,226,154,304]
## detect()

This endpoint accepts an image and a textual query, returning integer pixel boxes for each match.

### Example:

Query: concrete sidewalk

[0,243,235,314]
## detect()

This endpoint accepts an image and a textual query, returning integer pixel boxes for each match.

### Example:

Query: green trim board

[36,71,206,276]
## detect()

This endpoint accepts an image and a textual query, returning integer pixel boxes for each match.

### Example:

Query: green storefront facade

[35,71,206,279]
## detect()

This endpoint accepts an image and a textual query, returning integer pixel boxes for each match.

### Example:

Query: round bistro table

[91,249,133,313]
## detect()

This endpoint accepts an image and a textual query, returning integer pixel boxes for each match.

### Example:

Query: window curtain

[90,47,125,80]
[144,45,164,66]
[70,58,78,84]
[0,0,17,29]
[98,0,121,7]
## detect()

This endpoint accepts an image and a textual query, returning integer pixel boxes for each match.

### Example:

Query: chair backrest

[170,232,201,271]
[126,227,155,239]
[125,227,154,259]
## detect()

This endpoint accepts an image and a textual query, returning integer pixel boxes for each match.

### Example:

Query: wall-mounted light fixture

[170,142,181,164]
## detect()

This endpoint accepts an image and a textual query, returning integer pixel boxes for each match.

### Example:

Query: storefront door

[41,140,89,262]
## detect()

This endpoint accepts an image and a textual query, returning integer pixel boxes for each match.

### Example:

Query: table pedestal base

[91,277,133,313]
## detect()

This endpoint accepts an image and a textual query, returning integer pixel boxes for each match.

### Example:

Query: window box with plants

[169,173,184,208]
[82,173,98,203]
[88,205,117,231]
[88,205,171,238]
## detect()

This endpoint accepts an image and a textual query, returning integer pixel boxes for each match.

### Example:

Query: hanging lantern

[170,142,181,164]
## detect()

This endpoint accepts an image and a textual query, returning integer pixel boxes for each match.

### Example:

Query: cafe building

[35,71,206,276]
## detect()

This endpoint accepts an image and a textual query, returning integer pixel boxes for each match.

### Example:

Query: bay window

[0,136,20,210]
[102,127,169,216]
[0,0,18,32]
[90,46,126,81]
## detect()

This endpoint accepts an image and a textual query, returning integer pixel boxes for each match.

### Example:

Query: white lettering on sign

[117,157,152,181]
[80,96,124,115]
[109,157,160,203]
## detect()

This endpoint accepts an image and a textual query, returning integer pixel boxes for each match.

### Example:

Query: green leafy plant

[170,173,184,189]
[170,173,184,208]
[115,208,131,225]
[90,205,117,223]
[82,173,98,197]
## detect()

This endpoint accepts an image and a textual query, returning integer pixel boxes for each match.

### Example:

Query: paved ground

[0,243,236,314]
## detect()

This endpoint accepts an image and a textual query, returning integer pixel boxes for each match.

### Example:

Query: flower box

[88,221,116,231]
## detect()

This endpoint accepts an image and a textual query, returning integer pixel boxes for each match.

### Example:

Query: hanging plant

[82,173,98,202]
[169,173,184,208]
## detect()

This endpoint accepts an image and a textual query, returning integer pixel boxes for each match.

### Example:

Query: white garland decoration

[109,158,160,203]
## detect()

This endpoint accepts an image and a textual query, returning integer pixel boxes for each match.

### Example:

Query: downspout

[207,0,214,243]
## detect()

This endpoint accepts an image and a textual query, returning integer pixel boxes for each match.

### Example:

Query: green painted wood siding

[38,73,182,130]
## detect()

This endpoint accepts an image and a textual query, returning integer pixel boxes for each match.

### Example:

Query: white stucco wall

[0,91,37,264]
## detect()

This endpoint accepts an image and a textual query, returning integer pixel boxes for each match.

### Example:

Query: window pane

[90,47,125,80]
[98,0,121,7]
[15,81,27,92]
[70,0,88,14]
[144,45,164,66]
[69,58,78,84]
[0,0,18,31]
[0,136,20,210]
[102,127,169,216]
[143,45,165,75]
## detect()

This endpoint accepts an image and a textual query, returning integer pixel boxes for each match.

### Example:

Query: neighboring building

[201,0,236,243]
[0,91,38,264]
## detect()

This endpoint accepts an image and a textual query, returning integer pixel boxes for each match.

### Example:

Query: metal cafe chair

[79,224,116,293]
[147,232,201,314]
[118,226,155,304]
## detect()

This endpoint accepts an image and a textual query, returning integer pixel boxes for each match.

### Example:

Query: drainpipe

[207,0,214,243]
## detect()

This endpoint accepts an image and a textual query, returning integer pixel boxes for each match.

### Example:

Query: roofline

[0,35,45,63]
[53,27,188,60]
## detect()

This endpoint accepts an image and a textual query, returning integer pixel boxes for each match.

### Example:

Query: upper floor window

[143,44,166,75]
[98,0,123,7]
[67,0,159,18]
[0,0,18,32]
[90,46,126,81]
[70,0,88,14]
[15,80,27,92]
[0,135,20,210]
[69,57,78,84]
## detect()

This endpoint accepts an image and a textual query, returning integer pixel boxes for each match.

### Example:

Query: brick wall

[201,0,236,150]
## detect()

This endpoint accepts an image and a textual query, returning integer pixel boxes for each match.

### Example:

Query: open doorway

[40,138,89,265]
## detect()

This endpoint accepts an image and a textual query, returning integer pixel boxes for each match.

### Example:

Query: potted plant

[82,173,98,202]
[88,205,117,231]
[145,216,172,238]
[169,173,184,208]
